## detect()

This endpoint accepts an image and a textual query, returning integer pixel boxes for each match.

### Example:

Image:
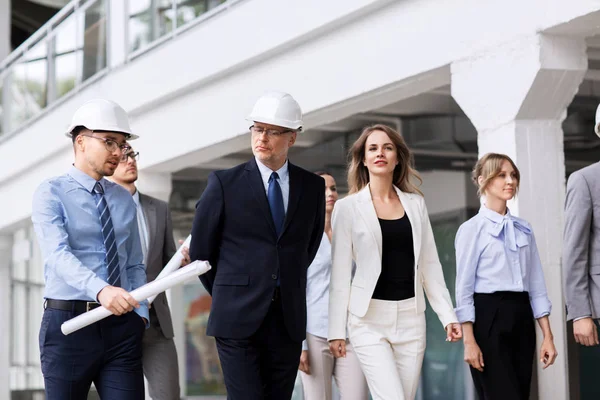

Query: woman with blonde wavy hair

[328,124,461,400]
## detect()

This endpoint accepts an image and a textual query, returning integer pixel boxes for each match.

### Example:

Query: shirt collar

[478,204,512,223]
[132,189,140,206]
[68,165,104,193]
[255,157,289,182]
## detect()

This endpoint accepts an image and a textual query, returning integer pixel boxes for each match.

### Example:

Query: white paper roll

[147,234,192,304]
[61,260,211,335]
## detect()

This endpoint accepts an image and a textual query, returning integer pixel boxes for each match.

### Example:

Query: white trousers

[348,298,426,400]
[300,333,369,400]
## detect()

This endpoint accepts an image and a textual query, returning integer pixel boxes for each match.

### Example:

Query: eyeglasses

[120,151,140,163]
[81,134,131,154]
[250,125,292,137]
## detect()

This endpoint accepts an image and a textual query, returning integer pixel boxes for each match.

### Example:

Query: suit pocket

[214,274,250,286]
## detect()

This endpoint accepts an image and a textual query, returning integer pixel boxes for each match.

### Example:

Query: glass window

[8,40,48,131]
[129,0,174,53]
[53,14,78,98]
[0,77,4,137]
[176,0,226,27]
[81,0,108,82]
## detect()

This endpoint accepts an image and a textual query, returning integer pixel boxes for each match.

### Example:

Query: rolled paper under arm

[148,234,192,304]
[60,260,211,335]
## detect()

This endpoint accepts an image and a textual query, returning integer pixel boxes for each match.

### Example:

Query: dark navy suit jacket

[190,158,325,342]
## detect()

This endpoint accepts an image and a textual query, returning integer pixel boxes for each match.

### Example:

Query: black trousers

[470,291,536,400]
[40,307,146,400]
[215,293,302,400]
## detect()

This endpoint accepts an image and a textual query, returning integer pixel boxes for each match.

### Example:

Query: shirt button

[272,274,277,280]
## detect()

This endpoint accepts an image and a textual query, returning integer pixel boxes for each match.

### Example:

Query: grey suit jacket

[140,192,177,338]
[563,162,600,321]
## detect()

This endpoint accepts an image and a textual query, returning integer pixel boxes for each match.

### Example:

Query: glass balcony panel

[81,0,108,81]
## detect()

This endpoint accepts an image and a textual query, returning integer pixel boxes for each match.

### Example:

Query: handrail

[0,0,85,73]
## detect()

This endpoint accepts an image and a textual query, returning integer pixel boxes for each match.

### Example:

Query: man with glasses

[112,146,190,400]
[190,91,325,399]
[32,99,148,399]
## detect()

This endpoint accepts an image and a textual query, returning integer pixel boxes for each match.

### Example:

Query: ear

[477,176,485,192]
[76,135,86,152]
[288,132,297,147]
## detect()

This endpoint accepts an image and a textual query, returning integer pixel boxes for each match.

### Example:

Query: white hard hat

[246,91,303,131]
[596,102,600,137]
[65,99,138,140]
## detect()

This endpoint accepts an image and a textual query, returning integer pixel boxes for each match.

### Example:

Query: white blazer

[328,184,458,341]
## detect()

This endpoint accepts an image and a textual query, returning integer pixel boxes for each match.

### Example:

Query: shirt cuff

[574,315,592,322]
[530,296,552,320]
[302,340,308,351]
[90,279,110,302]
[455,304,475,324]
[135,301,150,329]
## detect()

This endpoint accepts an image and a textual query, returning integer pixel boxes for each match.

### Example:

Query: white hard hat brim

[65,125,139,140]
[245,115,302,131]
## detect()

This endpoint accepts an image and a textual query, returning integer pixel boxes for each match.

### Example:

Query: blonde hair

[472,153,520,197]
[347,124,422,195]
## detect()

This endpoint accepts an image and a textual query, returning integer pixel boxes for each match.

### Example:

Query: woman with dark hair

[298,172,368,400]
[455,153,557,400]
[328,124,461,400]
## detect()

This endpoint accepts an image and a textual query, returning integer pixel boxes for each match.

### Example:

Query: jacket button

[271,274,277,280]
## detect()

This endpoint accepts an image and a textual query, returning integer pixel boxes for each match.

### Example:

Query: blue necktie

[268,172,284,286]
[268,172,285,236]
[93,182,121,287]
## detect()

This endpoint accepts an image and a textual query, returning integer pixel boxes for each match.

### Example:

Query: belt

[45,299,101,313]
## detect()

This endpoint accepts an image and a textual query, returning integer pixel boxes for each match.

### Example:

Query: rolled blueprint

[147,234,192,304]
[61,260,210,335]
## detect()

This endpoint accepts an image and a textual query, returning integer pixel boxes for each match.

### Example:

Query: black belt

[45,299,101,313]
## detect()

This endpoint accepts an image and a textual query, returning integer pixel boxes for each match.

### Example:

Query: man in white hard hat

[564,103,600,347]
[190,91,325,399]
[32,99,148,399]
[112,145,190,400]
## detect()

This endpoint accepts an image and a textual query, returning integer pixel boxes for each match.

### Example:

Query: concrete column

[0,234,13,400]
[136,171,172,203]
[0,0,10,61]
[451,33,587,400]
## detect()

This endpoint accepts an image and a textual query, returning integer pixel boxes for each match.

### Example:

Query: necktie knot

[269,171,280,184]
[94,182,104,195]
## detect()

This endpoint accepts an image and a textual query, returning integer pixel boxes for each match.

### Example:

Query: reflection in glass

[82,0,107,81]
[129,0,174,53]
[9,40,48,130]
[54,14,78,98]
[176,0,226,27]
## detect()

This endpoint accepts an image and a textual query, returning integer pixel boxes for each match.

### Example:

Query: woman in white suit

[328,124,462,400]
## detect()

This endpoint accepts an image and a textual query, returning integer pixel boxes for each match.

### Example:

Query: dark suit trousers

[470,291,536,400]
[215,292,302,400]
[40,306,145,400]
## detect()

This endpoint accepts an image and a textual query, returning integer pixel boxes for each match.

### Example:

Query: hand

[446,323,462,342]
[540,337,558,369]
[573,317,599,346]
[298,350,310,374]
[329,339,346,358]
[97,286,139,315]
[179,239,191,267]
[464,341,484,372]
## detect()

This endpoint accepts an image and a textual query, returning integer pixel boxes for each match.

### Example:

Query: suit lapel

[139,192,156,251]
[397,189,422,267]
[244,159,277,235]
[356,185,383,260]
[280,163,303,238]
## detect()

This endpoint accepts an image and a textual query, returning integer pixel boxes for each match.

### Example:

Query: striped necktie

[93,182,121,287]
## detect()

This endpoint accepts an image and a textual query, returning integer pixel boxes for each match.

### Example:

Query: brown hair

[347,124,422,195]
[472,153,520,197]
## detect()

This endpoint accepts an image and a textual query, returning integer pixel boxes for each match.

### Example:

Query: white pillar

[451,33,587,400]
[0,0,10,61]
[0,235,12,400]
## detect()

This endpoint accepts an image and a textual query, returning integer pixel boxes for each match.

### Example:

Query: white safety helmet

[65,99,138,140]
[596,102,600,137]
[246,91,303,131]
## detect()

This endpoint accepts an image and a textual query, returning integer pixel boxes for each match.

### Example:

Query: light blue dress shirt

[255,157,289,213]
[32,165,149,322]
[454,205,551,323]
[132,190,150,264]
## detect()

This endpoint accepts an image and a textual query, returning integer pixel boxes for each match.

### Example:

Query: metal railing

[0,0,240,141]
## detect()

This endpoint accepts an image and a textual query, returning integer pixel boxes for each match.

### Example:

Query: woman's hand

[540,337,558,369]
[445,323,463,342]
[298,350,310,374]
[329,339,346,358]
[464,341,485,372]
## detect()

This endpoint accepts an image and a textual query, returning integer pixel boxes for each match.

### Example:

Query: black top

[372,214,415,301]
